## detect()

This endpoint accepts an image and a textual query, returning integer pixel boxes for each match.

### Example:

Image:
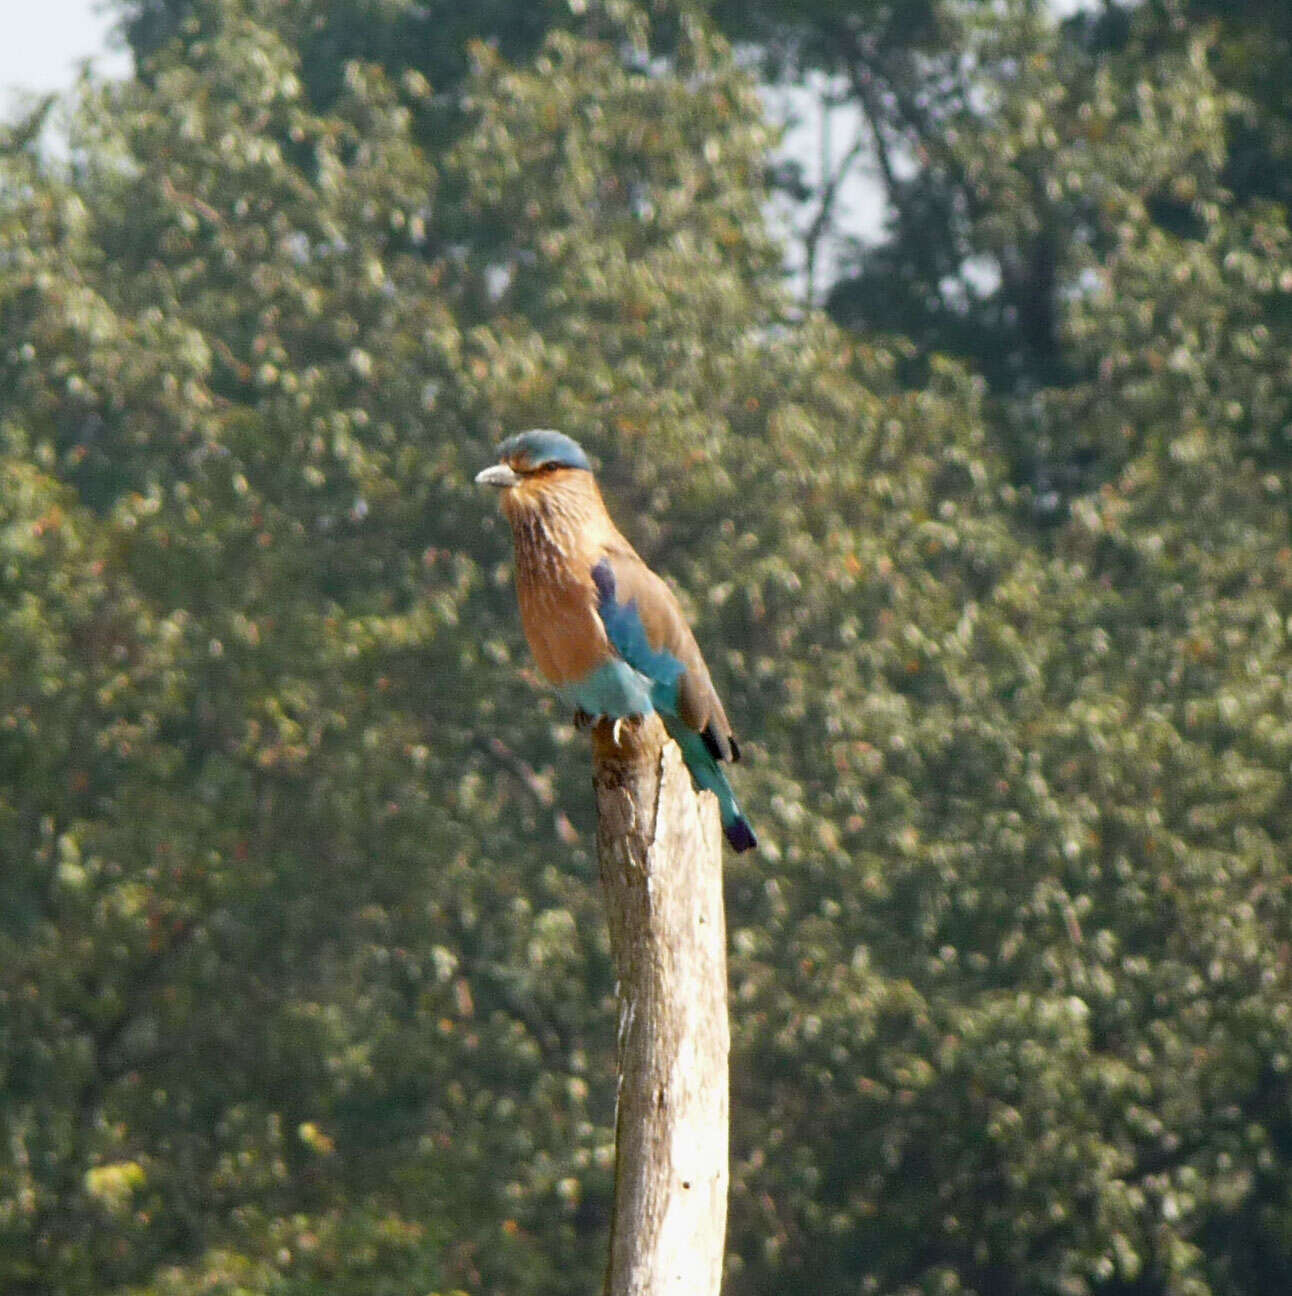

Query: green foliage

[1,1,1291,1294]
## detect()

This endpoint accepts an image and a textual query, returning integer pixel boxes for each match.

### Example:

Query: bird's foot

[572,708,596,731]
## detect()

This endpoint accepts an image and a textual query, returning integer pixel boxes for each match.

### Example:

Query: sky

[1,1,128,113]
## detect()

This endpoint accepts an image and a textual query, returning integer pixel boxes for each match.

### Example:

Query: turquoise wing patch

[591,559,685,702]
[557,658,655,719]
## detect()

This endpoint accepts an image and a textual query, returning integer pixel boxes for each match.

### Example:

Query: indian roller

[476,429,756,852]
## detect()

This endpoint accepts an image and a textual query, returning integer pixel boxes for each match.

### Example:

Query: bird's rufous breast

[503,470,618,685]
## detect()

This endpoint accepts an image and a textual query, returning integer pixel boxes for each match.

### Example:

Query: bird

[476,429,756,852]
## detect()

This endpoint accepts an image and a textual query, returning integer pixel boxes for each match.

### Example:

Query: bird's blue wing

[590,558,756,851]
[591,558,685,703]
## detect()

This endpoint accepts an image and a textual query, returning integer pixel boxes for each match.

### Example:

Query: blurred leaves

[0,1,1291,1295]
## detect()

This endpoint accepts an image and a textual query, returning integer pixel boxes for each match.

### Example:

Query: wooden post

[591,713,729,1296]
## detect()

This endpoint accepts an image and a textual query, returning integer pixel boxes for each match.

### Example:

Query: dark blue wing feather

[591,559,685,694]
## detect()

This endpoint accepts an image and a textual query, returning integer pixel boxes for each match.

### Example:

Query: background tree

[0,5,778,1292]
[2,1,1292,1295]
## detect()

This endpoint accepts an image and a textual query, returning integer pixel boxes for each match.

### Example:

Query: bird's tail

[664,719,757,853]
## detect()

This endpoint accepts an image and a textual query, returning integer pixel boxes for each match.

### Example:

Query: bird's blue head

[476,429,592,490]
[498,429,591,474]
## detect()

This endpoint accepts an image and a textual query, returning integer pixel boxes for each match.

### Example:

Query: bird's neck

[503,470,618,580]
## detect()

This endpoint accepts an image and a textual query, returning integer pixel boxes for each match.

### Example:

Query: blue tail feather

[723,814,757,853]
[663,717,757,853]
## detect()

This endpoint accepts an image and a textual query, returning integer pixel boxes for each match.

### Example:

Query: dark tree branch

[802,123,870,309]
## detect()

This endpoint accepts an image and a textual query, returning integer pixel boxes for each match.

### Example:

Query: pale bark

[591,713,729,1296]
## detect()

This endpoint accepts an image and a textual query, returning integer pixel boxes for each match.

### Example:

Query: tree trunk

[591,713,729,1296]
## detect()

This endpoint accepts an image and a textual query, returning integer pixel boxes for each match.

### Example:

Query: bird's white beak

[475,463,522,489]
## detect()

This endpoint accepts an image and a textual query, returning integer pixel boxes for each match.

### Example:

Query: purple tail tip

[724,816,757,853]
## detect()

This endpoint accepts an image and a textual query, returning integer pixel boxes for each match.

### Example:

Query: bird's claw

[573,711,631,745]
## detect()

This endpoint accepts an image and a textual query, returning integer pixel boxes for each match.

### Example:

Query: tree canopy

[2,1,1291,1294]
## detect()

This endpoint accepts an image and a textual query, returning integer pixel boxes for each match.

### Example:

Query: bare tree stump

[591,713,729,1296]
